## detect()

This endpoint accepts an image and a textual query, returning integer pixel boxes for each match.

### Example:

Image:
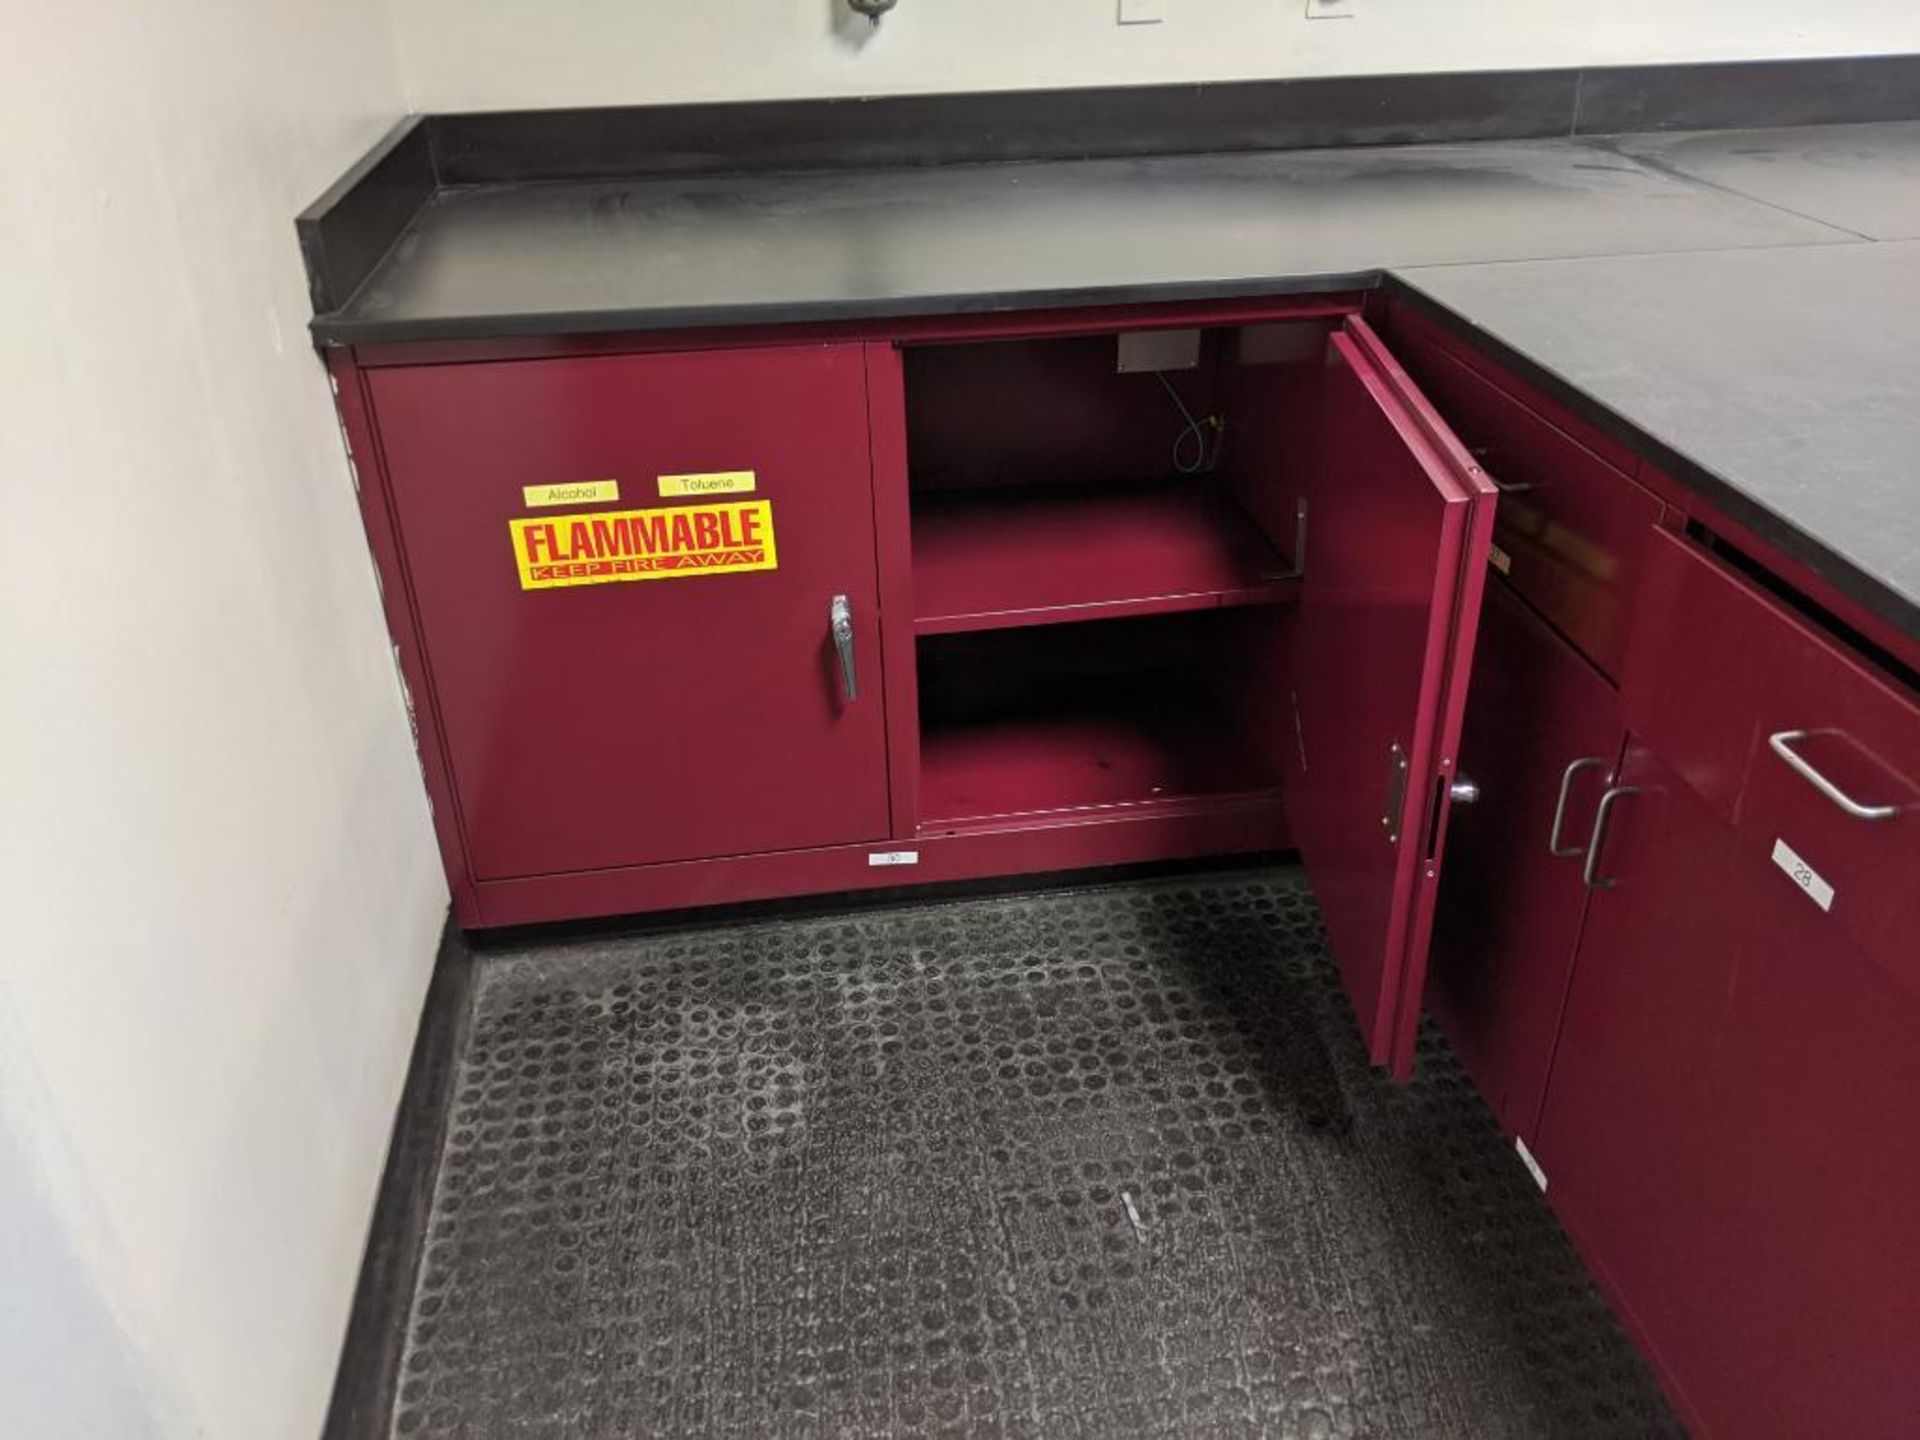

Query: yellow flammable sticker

[658,470,756,498]
[522,479,620,508]
[510,499,777,591]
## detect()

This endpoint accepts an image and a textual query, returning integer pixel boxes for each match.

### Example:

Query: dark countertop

[322,135,1851,341]
[312,116,1920,645]
[1613,119,1920,240]
[1395,241,1920,639]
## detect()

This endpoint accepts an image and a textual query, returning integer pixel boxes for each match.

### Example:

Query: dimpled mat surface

[392,868,1681,1439]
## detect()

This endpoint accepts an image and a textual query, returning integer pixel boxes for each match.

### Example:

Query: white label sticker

[1771,838,1835,911]
[867,850,920,868]
[1514,1136,1548,1192]
[1487,543,1513,575]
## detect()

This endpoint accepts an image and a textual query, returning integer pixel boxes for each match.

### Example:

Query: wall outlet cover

[1117,328,1201,373]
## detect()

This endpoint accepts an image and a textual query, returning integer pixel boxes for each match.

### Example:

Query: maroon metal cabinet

[366,344,892,882]
[1425,580,1623,1141]
[1534,532,1920,1440]
[1286,317,1498,1078]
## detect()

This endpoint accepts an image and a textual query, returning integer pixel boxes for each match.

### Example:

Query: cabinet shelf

[911,482,1299,636]
[918,696,1281,833]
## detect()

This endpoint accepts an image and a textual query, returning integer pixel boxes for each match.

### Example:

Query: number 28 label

[1771,837,1836,912]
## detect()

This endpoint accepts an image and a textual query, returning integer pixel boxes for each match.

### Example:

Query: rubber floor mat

[392,868,1681,1439]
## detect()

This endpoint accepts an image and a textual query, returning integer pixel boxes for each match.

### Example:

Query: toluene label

[1771,837,1835,912]
[659,469,756,497]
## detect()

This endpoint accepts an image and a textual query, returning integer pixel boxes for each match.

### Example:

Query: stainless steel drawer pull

[1768,730,1898,821]
[1548,756,1610,858]
[829,594,858,702]
[1582,785,1641,891]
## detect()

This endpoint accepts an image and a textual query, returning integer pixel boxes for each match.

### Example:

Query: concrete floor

[389,868,1680,1438]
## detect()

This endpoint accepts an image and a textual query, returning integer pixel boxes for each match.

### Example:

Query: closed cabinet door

[370,344,890,879]
[1534,740,1920,1440]
[1427,580,1624,1141]
[1534,532,1920,1438]
[1286,317,1498,1077]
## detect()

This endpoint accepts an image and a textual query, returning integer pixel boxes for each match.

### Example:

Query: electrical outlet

[1118,0,1166,25]
[1304,0,1353,19]
[1116,329,1201,373]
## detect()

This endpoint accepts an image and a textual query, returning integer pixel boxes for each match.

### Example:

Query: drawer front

[1391,327,1662,679]
[1624,529,1920,995]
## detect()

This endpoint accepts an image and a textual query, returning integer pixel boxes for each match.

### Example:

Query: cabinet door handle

[1581,785,1641,890]
[1767,729,1899,821]
[1548,756,1611,858]
[829,594,858,702]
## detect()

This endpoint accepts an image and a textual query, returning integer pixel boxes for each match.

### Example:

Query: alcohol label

[1771,837,1835,912]
[509,499,776,590]
[522,479,619,508]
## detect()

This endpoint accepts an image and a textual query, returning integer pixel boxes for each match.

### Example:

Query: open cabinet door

[1287,316,1497,1077]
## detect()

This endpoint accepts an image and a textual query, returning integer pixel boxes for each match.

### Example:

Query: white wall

[2,1114,177,1440]
[0,3,441,1438]
[394,0,1920,113]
